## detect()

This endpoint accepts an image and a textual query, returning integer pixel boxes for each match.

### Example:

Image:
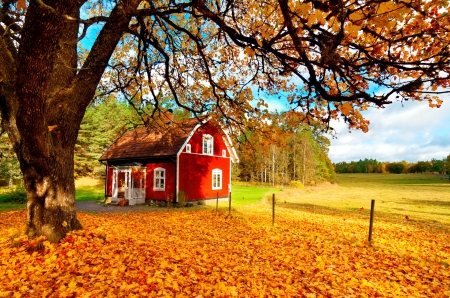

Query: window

[222,149,226,157]
[203,134,213,155]
[212,169,222,190]
[154,168,165,191]
[186,144,191,153]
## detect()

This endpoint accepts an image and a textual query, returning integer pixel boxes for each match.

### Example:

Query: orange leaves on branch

[339,102,353,116]
[16,0,26,10]
[244,46,256,56]
[428,98,443,108]
[48,125,58,132]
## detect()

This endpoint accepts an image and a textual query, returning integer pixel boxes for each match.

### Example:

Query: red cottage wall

[178,154,230,200]
[146,162,176,201]
[178,123,231,200]
[106,166,114,197]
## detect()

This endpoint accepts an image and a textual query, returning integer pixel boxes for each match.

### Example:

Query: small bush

[197,200,205,206]
[185,203,194,207]
[0,179,8,187]
[118,198,128,207]
[177,191,187,207]
[289,180,304,189]
[3,188,27,204]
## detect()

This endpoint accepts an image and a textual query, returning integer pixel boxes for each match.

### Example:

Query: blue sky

[328,95,450,163]
[264,94,450,163]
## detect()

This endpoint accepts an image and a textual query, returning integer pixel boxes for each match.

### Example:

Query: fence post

[228,191,232,216]
[368,199,375,243]
[272,193,275,226]
[216,192,218,212]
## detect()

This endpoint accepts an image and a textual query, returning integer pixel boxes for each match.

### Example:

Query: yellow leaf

[347,24,361,38]
[340,102,353,116]
[48,125,58,132]
[244,46,255,56]
[261,31,271,39]
[17,0,26,10]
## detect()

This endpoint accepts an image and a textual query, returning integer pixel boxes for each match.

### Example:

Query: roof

[99,117,205,161]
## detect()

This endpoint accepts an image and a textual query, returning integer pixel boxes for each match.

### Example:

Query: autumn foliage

[1,207,449,297]
[2,0,450,242]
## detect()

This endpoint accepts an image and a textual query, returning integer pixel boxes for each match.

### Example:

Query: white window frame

[222,149,226,157]
[212,169,222,190]
[203,134,213,155]
[154,168,166,191]
[186,144,191,153]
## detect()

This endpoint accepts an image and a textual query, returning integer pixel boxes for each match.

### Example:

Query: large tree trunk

[0,0,140,242]
[22,143,82,242]
[14,0,84,242]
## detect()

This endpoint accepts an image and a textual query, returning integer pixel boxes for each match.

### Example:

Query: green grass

[75,177,105,201]
[2,174,450,227]
[229,185,281,206]
[0,188,26,211]
[0,177,105,211]
[277,173,450,225]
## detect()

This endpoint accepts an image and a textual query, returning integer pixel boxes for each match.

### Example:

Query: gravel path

[76,201,155,213]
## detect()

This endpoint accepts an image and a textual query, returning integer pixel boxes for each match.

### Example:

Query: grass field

[0,177,106,211]
[1,174,449,224]
[272,173,450,225]
[0,187,26,212]
[74,177,105,201]
[229,185,281,206]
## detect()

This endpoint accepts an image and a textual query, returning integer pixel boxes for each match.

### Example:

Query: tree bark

[0,0,141,242]
[13,0,85,242]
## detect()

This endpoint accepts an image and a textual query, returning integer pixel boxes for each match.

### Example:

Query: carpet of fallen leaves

[0,206,449,297]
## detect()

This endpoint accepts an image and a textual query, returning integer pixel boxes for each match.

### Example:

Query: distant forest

[334,157,450,175]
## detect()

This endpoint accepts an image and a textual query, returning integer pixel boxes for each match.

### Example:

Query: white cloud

[329,95,450,162]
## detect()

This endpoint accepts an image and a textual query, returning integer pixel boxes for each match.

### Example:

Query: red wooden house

[99,117,239,205]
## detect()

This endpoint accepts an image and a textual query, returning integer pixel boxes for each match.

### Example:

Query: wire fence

[221,193,450,242]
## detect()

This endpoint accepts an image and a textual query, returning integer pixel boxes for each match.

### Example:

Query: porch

[111,164,146,205]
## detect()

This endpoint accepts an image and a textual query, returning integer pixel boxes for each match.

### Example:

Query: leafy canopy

[2,0,449,133]
[98,0,450,132]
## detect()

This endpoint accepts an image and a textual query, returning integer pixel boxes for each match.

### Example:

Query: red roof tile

[99,117,205,161]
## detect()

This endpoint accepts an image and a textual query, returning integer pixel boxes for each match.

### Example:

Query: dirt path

[76,201,155,213]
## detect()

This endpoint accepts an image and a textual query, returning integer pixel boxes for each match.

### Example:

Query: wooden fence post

[216,192,218,212]
[272,193,275,226]
[368,199,375,243]
[228,192,232,216]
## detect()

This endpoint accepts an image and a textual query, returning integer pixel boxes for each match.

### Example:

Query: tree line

[334,157,450,175]
[236,112,335,187]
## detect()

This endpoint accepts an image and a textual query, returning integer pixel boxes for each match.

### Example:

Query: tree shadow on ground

[400,199,450,207]
[279,202,450,232]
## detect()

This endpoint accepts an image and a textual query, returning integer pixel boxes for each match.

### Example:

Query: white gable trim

[221,129,239,164]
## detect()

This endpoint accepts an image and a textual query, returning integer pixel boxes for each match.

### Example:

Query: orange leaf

[17,0,26,10]
[48,125,58,132]
[340,102,353,116]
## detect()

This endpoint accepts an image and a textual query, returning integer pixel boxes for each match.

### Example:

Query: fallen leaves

[0,207,449,297]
